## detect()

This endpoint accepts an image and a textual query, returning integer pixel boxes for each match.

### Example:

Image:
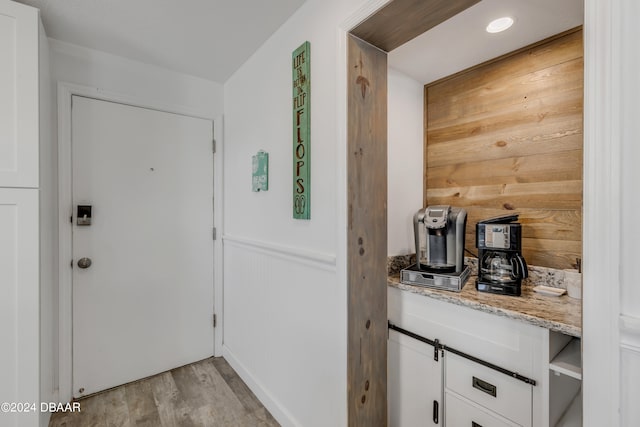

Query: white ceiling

[389,0,584,84]
[14,0,582,85]
[15,0,307,83]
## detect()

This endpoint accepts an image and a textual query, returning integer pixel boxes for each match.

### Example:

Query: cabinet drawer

[388,287,543,376]
[445,352,531,426]
[445,391,521,427]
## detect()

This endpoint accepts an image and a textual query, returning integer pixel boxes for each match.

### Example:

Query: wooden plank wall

[424,28,583,269]
[347,34,388,426]
[350,0,480,52]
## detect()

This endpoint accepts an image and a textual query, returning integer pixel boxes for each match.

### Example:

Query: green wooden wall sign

[292,41,310,219]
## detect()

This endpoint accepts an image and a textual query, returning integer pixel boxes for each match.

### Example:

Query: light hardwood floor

[49,357,279,427]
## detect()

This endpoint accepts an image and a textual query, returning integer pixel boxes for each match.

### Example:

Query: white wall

[387,67,423,256]
[50,39,223,117]
[222,0,375,426]
[49,39,224,402]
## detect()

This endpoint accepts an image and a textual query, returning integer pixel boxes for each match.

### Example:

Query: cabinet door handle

[472,376,497,397]
[433,400,439,424]
[472,422,483,427]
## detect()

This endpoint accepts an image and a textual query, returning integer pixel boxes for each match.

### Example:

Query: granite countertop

[388,271,582,338]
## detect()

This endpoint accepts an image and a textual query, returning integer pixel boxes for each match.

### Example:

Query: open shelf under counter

[549,338,582,380]
[549,332,582,426]
[555,389,582,427]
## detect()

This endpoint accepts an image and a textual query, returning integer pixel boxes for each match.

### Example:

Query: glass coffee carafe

[481,252,525,283]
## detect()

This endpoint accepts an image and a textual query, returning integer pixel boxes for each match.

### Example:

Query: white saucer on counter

[533,285,567,297]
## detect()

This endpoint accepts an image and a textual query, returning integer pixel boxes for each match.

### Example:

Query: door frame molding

[57,81,224,403]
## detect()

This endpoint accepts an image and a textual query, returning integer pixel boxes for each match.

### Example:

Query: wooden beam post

[347,34,388,427]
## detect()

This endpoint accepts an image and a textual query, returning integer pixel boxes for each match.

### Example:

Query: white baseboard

[40,411,51,427]
[222,345,301,427]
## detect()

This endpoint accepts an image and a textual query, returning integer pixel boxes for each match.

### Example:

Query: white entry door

[72,96,214,398]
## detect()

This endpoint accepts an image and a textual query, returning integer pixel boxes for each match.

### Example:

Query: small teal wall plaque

[252,150,269,192]
[292,41,310,219]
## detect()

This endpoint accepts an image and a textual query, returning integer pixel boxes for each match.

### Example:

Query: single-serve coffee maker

[400,205,470,292]
[476,214,528,296]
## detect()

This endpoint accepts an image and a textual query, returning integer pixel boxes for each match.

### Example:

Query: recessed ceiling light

[486,17,514,33]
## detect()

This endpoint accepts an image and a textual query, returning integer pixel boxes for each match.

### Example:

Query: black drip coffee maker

[476,214,528,296]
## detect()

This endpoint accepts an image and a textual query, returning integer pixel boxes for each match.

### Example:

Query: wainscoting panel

[620,314,640,353]
[222,237,344,427]
[620,314,640,425]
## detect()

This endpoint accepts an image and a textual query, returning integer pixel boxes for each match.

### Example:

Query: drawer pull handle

[472,376,497,397]
[433,400,439,424]
[472,422,483,427]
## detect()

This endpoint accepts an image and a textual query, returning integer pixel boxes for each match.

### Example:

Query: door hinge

[213,314,217,328]
[213,227,217,240]
[212,139,216,153]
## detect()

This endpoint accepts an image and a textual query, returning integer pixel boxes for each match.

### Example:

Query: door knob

[77,257,92,269]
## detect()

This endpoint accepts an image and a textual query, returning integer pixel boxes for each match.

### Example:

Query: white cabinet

[388,323,536,427]
[388,329,442,426]
[0,189,39,426]
[0,0,40,188]
[0,1,49,426]
[388,286,585,426]
[388,287,549,426]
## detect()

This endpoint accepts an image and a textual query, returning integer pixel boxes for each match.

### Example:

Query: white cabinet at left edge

[0,1,53,427]
[0,189,39,426]
[1,0,42,187]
